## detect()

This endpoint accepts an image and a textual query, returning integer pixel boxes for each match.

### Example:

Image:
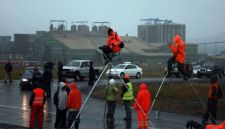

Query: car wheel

[120,72,125,78]
[74,72,80,81]
[136,72,141,79]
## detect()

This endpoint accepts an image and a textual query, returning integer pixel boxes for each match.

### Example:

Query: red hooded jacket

[67,82,82,110]
[107,32,122,53]
[133,83,151,113]
[168,35,185,64]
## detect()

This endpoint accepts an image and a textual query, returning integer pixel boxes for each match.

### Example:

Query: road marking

[0,104,56,115]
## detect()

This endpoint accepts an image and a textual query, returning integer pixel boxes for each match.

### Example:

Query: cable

[69,63,109,129]
[101,50,156,129]
[149,72,168,114]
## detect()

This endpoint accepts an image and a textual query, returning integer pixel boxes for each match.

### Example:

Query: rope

[149,72,168,114]
[186,80,217,123]
[69,63,109,129]
[101,50,156,129]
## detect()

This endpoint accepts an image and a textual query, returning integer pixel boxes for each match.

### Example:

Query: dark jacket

[5,62,12,73]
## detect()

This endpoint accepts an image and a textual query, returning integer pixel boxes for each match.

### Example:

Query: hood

[70,82,77,90]
[140,83,148,90]
[59,82,65,90]
[173,35,182,44]
[63,66,79,70]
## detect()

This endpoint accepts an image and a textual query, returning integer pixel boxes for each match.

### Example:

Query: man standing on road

[67,82,82,129]
[54,82,68,128]
[167,35,187,80]
[134,83,152,129]
[4,60,12,84]
[121,74,133,121]
[43,63,53,98]
[29,82,46,129]
[106,79,119,121]
[88,61,95,87]
[58,60,63,82]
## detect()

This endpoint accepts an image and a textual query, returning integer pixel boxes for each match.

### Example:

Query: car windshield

[115,64,126,69]
[67,61,80,67]
[23,69,43,75]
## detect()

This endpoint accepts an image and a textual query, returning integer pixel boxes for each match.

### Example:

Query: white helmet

[109,79,116,85]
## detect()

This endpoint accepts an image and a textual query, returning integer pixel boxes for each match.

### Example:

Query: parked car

[197,67,212,78]
[20,67,44,90]
[164,62,193,78]
[105,62,143,79]
[202,62,224,78]
[192,65,201,77]
[62,60,103,81]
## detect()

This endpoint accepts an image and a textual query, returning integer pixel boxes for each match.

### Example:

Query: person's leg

[111,101,116,120]
[9,72,12,82]
[37,106,44,129]
[177,62,187,80]
[61,109,67,128]
[124,100,131,120]
[209,102,217,124]
[167,56,175,76]
[54,109,60,128]
[74,111,80,129]
[29,106,37,129]
[106,101,111,121]
[102,45,112,63]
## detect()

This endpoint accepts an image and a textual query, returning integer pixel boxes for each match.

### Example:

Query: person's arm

[133,92,142,110]
[168,43,178,54]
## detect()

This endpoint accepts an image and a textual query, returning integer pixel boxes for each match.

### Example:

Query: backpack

[217,86,223,99]
[115,33,124,48]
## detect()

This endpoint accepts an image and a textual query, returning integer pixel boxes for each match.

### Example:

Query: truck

[62,60,103,81]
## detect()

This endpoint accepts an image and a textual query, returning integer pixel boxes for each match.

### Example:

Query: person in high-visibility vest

[134,83,152,129]
[29,83,46,129]
[121,74,133,121]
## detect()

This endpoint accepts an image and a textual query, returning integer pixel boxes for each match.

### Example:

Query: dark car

[20,67,44,90]
[201,62,224,78]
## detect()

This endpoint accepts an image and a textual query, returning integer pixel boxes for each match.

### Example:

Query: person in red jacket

[202,76,222,125]
[133,83,152,129]
[67,82,82,129]
[167,35,187,80]
[100,28,123,64]
[29,83,46,129]
[205,121,225,129]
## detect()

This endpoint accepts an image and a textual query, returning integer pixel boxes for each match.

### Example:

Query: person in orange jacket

[167,35,187,80]
[133,83,152,129]
[67,82,82,129]
[29,82,46,129]
[99,28,124,64]
[205,121,225,129]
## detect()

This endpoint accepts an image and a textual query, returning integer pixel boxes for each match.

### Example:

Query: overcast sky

[0,0,225,42]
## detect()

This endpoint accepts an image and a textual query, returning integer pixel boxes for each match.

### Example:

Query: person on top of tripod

[99,28,124,64]
[167,35,188,80]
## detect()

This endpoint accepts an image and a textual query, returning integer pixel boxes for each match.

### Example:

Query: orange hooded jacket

[205,121,225,129]
[168,35,185,64]
[67,82,82,110]
[107,32,122,53]
[133,83,152,129]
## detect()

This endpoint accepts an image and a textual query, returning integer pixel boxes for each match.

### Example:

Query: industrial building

[138,18,186,43]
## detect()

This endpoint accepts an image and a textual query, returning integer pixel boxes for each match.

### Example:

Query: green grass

[92,81,225,120]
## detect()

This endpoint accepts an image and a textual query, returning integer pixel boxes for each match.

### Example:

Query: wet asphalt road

[0,78,212,129]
